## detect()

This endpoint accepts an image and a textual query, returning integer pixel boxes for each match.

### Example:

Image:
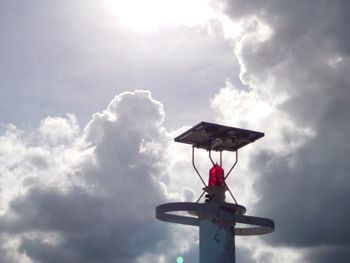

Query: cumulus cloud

[209,1,350,262]
[1,1,350,262]
[38,114,80,146]
[0,90,191,263]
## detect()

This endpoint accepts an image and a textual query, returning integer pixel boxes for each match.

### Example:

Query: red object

[208,164,225,188]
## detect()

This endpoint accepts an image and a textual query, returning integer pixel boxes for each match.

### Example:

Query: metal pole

[199,187,235,263]
[220,151,222,167]
[199,218,235,263]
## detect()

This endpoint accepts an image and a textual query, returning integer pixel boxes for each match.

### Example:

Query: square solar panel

[174,122,264,152]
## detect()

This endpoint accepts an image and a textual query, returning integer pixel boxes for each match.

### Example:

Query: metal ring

[156,202,274,236]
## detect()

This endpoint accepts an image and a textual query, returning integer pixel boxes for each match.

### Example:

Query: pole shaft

[199,217,235,263]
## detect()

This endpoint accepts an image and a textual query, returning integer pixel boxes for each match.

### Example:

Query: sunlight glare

[106,0,215,31]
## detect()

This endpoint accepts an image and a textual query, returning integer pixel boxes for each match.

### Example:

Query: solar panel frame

[174,122,264,152]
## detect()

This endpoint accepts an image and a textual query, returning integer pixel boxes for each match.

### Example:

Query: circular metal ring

[156,202,274,236]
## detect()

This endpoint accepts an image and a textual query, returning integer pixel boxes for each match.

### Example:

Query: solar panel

[174,122,264,152]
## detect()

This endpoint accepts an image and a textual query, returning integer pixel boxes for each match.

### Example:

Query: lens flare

[176,256,184,263]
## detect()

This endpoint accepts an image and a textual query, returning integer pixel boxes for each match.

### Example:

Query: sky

[0,0,350,262]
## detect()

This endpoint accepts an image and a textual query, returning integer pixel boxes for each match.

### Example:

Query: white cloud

[38,114,80,146]
[211,81,315,157]
[0,90,199,263]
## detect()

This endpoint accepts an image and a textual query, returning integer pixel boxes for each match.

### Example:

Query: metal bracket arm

[225,150,238,180]
[156,202,275,236]
[192,146,207,187]
[208,149,215,166]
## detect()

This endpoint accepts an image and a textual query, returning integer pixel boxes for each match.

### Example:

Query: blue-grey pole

[199,216,235,263]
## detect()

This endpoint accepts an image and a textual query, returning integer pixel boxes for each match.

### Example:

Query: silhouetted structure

[156,122,274,263]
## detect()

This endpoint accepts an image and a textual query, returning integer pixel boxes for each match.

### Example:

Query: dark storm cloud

[213,0,350,262]
[5,187,168,263]
[304,245,350,263]
[253,135,350,246]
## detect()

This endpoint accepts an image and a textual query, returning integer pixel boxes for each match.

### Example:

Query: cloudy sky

[1,1,350,262]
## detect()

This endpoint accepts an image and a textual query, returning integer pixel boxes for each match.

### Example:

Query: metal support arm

[208,149,215,166]
[225,150,238,180]
[192,146,207,187]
